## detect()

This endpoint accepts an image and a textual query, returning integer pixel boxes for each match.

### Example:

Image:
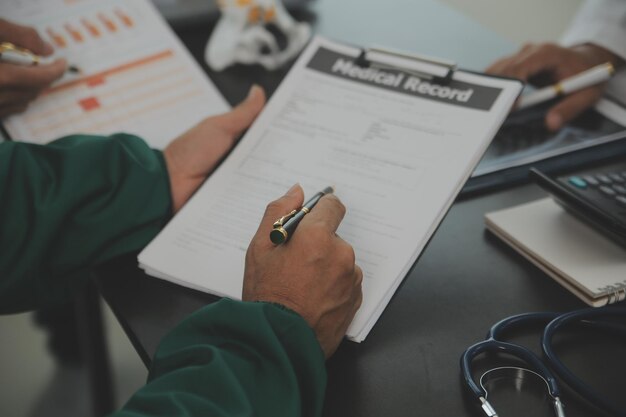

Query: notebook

[485,198,626,306]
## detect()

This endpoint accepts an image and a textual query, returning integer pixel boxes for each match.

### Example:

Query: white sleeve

[561,0,626,61]
[561,0,626,108]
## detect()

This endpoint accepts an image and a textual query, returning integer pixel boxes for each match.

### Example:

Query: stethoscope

[460,306,626,417]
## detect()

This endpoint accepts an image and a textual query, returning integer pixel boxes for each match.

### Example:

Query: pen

[517,62,614,110]
[0,42,80,73]
[270,186,335,245]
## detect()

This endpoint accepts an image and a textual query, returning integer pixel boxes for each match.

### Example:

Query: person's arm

[0,85,266,313]
[112,184,362,417]
[0,134,171,313]
[561,0,626,63]
[112,299,327,417]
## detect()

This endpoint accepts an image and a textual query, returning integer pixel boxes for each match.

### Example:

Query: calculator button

[613,184,626,194]
[568,176,587,189]
[596,174,612,184]
[617,196,626,206]
[609,173,625,183]
[600,185,616,196]
[582,175,599,186]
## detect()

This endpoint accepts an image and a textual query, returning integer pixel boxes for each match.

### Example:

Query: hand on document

[242,184,363,358]
[0,19,66,118]
[163,85,266,213]
[487,43,622,131]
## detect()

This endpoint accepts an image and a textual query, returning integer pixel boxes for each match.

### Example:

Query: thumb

[0,19,54,56]
[216,85,266,135]
[253,184,304,250]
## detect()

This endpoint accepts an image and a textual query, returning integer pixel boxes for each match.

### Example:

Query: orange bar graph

[86,76,106,88]
[114,9,134,28]
[46,27,66,48]
[64,23,84,43]
[98,12,117,32]
[44,50,174,96]
[81,18,101,38]
[79,97,100,112]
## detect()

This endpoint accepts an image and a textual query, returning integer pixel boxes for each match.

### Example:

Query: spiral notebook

[485,198,626,306]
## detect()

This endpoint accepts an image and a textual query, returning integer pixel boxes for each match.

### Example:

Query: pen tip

[68,65,81,74]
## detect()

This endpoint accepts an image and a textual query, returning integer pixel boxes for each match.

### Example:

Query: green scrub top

[0,134,326,417]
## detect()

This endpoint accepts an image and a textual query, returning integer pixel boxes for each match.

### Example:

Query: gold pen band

[0,42,37,65]
[606,62,615,76]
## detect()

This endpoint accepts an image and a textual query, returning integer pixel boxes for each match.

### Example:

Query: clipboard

[138,35,523,343]
[356,46,457,85]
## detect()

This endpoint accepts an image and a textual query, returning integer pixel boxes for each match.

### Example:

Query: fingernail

[247,84,261,100]
[286,183,299,196]
[546,113,562,131]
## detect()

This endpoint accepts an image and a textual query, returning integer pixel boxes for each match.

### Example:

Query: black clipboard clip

[356,46,457,85]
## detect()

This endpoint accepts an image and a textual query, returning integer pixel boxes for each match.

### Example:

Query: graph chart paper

[0,0,229,148]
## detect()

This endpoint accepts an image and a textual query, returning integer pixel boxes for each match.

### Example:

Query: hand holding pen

[0,18,67,117]
[487,43,623,131]
[270,186,334,244]
[243,184,363,357]
[515,62,614,112]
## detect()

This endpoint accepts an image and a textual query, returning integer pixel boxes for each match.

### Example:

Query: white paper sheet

[0,0,228,148]
[139,36,522,342]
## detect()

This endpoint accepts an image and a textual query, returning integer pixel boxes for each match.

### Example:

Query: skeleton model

[205,0,311,71]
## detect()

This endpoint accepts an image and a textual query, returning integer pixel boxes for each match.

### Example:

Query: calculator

[530,161,626,247]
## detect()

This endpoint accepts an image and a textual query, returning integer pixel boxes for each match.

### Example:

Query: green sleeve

[112,299,327,417]
[0,134,171,313]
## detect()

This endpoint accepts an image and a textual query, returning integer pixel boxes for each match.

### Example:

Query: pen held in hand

[270,186,335,245]
[516,62,614,110]
[0,42,81,73]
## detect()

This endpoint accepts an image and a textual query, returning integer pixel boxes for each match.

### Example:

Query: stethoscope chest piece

[479,366,565,417]
[461,307,626,417]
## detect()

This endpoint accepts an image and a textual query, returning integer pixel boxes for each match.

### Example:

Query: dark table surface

[96,2,626,417]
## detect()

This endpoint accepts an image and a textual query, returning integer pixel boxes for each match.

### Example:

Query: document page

[139,36,522,342]
[0,0,228,148]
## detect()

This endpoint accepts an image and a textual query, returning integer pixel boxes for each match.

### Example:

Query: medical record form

[0,0,228,149]
[139,36,522,342]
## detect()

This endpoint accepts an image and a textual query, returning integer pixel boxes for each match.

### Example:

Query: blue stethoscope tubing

[461,312,561,399]
[542,307,626,417]
[461,306,626,416]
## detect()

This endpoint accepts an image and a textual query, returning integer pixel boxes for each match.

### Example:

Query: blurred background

[0,0,584,416]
